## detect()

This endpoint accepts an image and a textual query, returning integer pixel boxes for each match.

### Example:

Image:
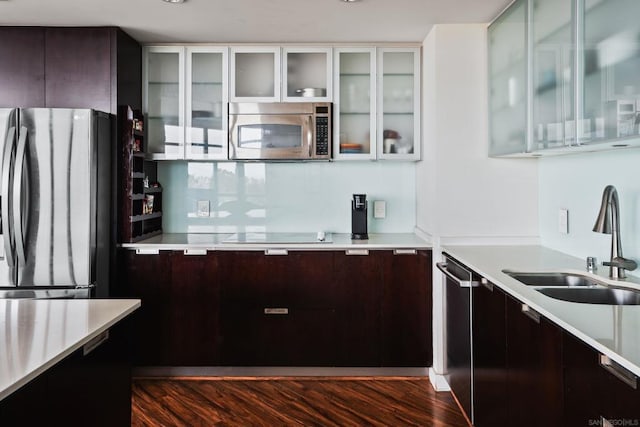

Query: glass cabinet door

[581,0,640,144]
[230,47,280,102]
[377,48,420,160]
[530,0,574,150]
[186,47,228,160]
[333,48,376,160]
[144,46,185,159]
[488,0,527,156]
[282,47,332,102]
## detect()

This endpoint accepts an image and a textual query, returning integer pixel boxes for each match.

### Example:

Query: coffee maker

[351,194,368,240]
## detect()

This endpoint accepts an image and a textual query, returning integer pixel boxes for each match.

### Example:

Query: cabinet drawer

[220,306,337,366]
[219,251,335,308]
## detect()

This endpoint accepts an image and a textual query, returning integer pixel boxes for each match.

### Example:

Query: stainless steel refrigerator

[0,108,112,298]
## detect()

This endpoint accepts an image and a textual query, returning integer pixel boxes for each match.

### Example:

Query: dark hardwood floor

[132,377,469,426]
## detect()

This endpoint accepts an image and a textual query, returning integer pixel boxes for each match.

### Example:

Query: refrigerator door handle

[13,126,27,266]
[1,126,16,267]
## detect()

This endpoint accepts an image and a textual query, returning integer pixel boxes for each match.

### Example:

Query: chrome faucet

[593,185,637,279]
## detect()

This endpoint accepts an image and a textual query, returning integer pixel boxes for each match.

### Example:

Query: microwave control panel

[315,116,329,156]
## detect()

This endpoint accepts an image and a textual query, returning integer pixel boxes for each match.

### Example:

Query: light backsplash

[157,161,416,234]
[539,148,640,277]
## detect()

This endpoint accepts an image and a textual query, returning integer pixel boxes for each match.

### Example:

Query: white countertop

[442,245,640,377]
[0,298,141,401]
[120,232,431,251]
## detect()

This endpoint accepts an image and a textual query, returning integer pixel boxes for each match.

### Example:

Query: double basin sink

[503,271,640,305]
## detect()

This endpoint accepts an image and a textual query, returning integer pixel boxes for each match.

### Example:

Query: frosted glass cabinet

[333,48,377,160]
[144,46,185,159]
[230,47,280,102]
[581,0,640,144]
[489,0,640,156]
[144,46,229,160]
[378,48,421,160]
[186,47,228,160]
[488,0,527,156]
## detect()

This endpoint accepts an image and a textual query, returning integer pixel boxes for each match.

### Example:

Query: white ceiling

[0,0,511,44]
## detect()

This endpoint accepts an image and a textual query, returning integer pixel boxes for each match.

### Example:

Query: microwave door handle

[308,115,313,158]
[1,126,16,268]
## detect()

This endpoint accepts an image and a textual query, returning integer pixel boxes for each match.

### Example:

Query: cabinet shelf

[132,172,145,179]
[130,212,162,222]
[144,187,163,194]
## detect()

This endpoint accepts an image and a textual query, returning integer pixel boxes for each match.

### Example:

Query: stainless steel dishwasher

[437,253,478,425]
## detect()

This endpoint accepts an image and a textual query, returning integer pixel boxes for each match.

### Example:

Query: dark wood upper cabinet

[0,26,141,112]
[45,28,112,112]
[0,27,45,107]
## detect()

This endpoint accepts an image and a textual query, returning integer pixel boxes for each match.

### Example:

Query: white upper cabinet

[230,46,281,102]
[580,0,640,146]
[377,47,421,160]
[488,0,527,156]
[489,0,640,157]
[144,45,229,160]
[186,47,228,160]
[144,46,185,160]
[333,47,377,160]
[282,47,332,102]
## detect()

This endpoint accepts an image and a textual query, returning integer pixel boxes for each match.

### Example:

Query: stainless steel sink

[537,287,640,305]
[503,270,602,287]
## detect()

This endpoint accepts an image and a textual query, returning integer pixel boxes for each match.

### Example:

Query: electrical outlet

[558,209,569,234]
[374,200,386,219]
[197,200,210,217]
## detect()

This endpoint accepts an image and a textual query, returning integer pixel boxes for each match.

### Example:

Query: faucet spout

[593,185,635,279]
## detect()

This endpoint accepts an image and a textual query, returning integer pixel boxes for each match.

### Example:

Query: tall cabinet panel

[186,47,228,160]
[144,46,185,159]
[377,48,420,160]
[333,48,377,160]
[44,28,112,113]
[581,0,640,144]
[530,0,574,150]
[0,28,45,107]
[488,0,527,156]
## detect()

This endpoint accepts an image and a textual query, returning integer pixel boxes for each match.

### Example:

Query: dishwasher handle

[436,262,479,288]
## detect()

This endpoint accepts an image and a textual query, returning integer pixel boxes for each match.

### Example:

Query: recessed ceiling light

[341,0,361,2]
[162,0,185,3]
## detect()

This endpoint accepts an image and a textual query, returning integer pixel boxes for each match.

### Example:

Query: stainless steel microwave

[228,102,331,161]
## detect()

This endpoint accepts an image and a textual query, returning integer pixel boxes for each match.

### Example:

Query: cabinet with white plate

[333,47,377,160]
[377,47,421,160]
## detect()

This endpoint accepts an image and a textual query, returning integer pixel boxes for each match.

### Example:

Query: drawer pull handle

[521,304,541,324]
[83,330,109,356]
[346,249,369,256]
[184,249,207,256]
[136,248,159,255]
[481,278,494,291]
[265,249,288,256]
[393,249,417,255]
[264,308,289,315]
[599,354,638,389]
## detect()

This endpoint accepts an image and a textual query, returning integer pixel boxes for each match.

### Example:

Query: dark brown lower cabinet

[120,248,432,368]
[505,295,564,427]
[0,320,132,426]
[563,332,640,425]
[381,250,432,367]
[472,279,507,427]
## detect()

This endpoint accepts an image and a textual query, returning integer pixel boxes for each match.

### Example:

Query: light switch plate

[197,200,210,217]
[558,209,569,234]
[374,200,386,219]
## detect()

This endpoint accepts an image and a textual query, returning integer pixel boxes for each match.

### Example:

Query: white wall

[539,148,640,278]
[418,24,539,242]
[418,24,540,387]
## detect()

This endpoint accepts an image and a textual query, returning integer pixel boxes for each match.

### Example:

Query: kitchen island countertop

[120,232,431,251]
[0,298,141,401]
[442,245,640,377]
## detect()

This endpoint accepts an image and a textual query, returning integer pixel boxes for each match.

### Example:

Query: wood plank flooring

[132,377,469,426]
